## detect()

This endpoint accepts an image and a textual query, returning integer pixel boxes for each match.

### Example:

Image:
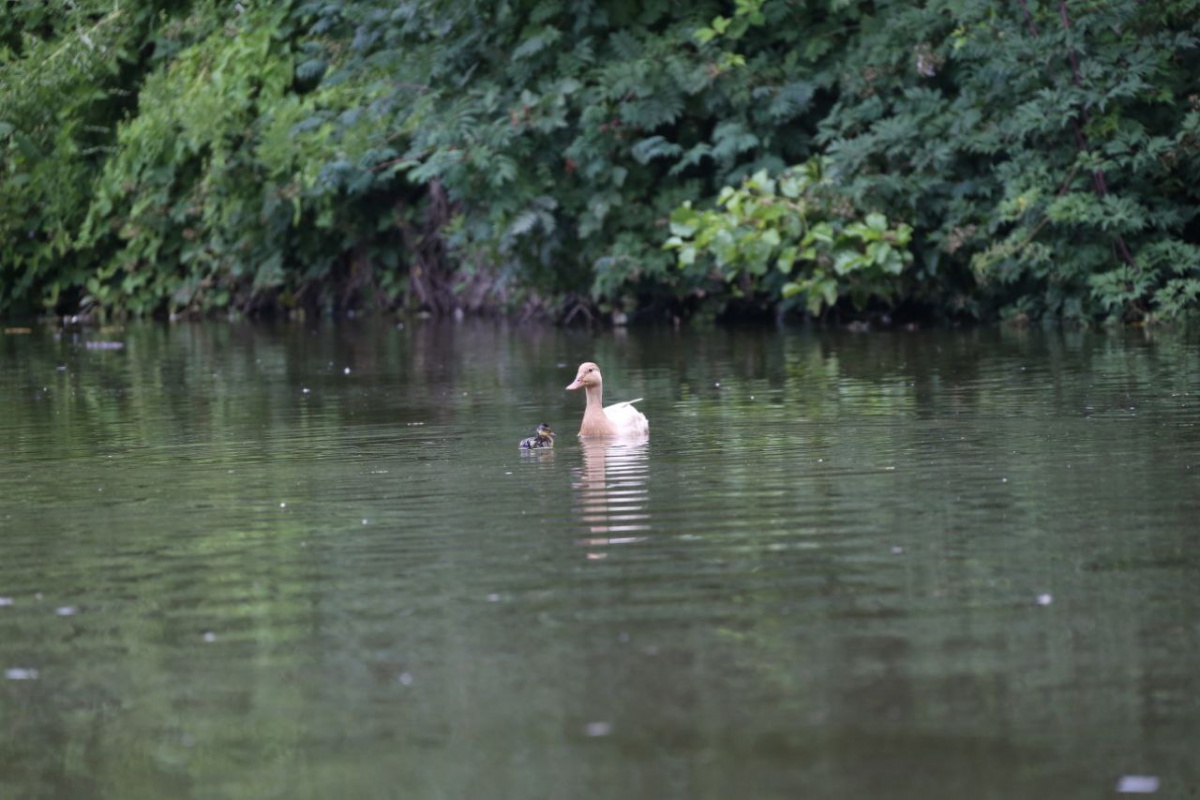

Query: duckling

[519,422,556,449]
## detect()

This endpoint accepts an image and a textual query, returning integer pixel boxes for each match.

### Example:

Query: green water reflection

[0,322,1197,799]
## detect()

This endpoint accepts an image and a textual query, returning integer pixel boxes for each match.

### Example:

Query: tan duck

[565,362,649,438]
[519,422,556,449]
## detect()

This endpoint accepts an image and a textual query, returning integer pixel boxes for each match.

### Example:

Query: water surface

[1,321,1197,799]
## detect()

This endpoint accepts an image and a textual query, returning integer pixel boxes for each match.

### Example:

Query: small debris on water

[343,367,351,375]
[0,597,12,607]
[5,668,38,680]
[1036,593,1053,606]
[397,672,414,686]
[586,553,607,560]
[55,606,78,616]
[486,593,501,602]
[584,721,612,737]
[280,502,287,508]
[202,631,216,643]
[362,519,369,525]
[1116,775,1159,793]
[891,546,904,555]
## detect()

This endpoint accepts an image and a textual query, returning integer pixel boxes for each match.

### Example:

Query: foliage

[0,0,163,314]
[308,0,818,314]
[76,4,304,316]
[666,159,912,316]
[815,0,1200,323]
[1,0,1199,323]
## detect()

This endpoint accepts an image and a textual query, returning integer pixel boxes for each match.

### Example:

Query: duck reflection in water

[573,438,651,552]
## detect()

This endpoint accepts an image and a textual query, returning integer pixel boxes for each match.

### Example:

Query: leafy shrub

[1,0,1199,323]
[666,159,912,317]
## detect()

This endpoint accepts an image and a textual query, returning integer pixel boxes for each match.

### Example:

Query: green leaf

[777,245,798,271]
[631,135,683,164]
[820,279,838,309]
[832,249,863,275]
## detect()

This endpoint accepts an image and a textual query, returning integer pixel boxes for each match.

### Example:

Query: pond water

[1,320,1198,800]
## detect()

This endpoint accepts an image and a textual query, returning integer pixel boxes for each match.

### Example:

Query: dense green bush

[0,1,156,314]
[666,159,913,317]
[816,0,1200,323]
[1,0,1198,323]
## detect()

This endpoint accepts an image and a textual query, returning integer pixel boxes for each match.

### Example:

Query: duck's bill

[565,378,583,390]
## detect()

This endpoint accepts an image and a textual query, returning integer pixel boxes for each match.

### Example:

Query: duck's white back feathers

[602,399,649,437]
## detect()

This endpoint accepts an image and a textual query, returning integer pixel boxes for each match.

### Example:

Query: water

[1,321,1198,799]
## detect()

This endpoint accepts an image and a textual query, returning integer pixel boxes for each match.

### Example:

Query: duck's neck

[579,382,615,436]
[585,382,604,410]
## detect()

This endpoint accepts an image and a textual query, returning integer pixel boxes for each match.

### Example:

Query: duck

[565,362,649,438]
[519,422,556,449]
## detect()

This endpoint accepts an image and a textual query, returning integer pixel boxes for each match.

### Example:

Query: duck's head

[566,362,602,391]
[537,422,555,441]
